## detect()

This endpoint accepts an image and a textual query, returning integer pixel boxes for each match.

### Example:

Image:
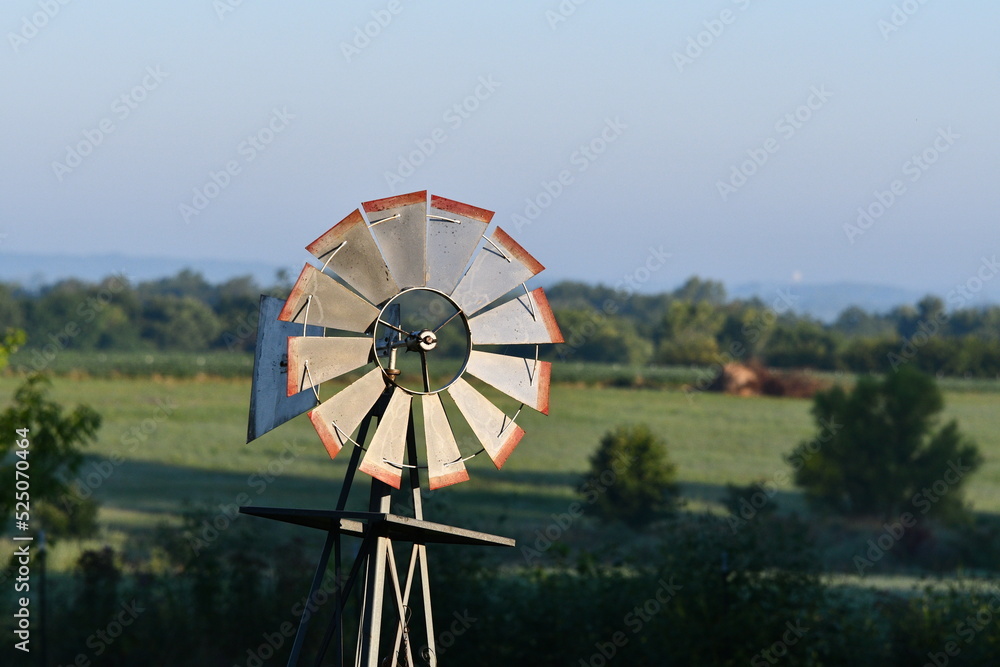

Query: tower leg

[359,479,393,666]
[286,531,336,666]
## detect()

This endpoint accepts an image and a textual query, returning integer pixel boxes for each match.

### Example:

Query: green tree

[655,300,724,365]
[787,366,982,520]
[583,424,679,528]
[0,374,102,538]
[762,320,838,369]
[555,309,652,364]
[141,294,221,351]
[671,276,726,305]
[0,328,26,371]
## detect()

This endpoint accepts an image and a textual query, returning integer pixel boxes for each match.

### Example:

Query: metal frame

[372,286,473,397]
[243,192,564,665]
[242,373,513,667]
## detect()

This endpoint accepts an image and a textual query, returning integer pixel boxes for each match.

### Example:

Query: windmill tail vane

[242,190,562,666]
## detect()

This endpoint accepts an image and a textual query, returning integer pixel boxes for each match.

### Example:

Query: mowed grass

[2,374,1000,570]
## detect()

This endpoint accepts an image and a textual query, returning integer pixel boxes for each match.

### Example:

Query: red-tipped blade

[423,394,469,489]
[450,227,545,316]
[363,190,428,290]
[307,209,399,306]
[359,386,411,489]
[468,287,564,346]
[447,377,524,469]
[279,264,379,333]
[309,367,387,459]
[426,195,492,294]
[465,351,551,415]
[286,336,373,397]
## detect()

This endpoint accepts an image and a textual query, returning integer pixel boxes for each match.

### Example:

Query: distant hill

[0,252,292,290]
[728,281,928,322]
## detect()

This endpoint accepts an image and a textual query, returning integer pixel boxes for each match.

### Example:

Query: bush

[584,424,679,528]
[0,374,102,539]
[787,366,982,521]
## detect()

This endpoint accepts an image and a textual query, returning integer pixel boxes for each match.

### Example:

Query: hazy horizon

[3,2,998,305]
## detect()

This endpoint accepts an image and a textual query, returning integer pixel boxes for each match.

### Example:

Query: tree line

[549,277,1000,377]
[2,271,1000,377]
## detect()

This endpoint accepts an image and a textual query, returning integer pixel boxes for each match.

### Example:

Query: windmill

[243,191,563,666]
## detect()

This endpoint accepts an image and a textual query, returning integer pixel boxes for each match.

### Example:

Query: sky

[2,1,999,304]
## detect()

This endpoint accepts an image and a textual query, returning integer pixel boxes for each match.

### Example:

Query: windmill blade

[450,227,545,316]
[359,386,412,489]
[422,394,469,490]
[309,367,388,459]
[465,350,551,415]
[425,195,492,294]
[286,336,373,397]
[447,377,524,469]
[468,287,564,346]
[363,190,428,290]
[280,264,380,333]
[247,296,322,443]
[306,209,399,306]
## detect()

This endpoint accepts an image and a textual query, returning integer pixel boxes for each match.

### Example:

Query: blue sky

[2,1,998,300]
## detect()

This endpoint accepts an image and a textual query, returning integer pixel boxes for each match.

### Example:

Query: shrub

[787,366,982,521]
[584,424,679,528]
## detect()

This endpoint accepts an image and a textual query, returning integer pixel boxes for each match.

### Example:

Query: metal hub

[373,287,471,395]
[415,330,437,352]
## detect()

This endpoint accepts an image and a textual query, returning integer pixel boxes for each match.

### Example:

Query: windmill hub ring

[373,287,471,395]
[415,330,437,352]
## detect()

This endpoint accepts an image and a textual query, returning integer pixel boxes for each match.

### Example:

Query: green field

[4,372,1000,574]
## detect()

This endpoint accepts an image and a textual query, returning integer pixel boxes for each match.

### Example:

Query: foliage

[584,424,679,527]
[5,270,1000,376]
[0,328,25,372]
[0,374,102,538]
[431,513,895,666]
[8,516,1000,666]
[654,300,725,365]
[761,320,838,369]
[555,308,652,364]
[787,366,982,520]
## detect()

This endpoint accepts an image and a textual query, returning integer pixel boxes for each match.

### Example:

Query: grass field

[3,369,1000,576]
